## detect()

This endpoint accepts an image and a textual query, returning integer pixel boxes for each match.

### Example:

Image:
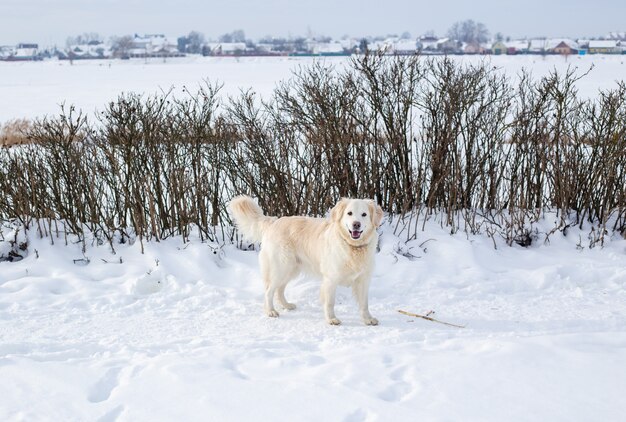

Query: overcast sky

[1,0,624,46]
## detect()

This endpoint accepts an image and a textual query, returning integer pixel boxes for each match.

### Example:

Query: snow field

[1,218,625,421]
[1,54,625,122]
[1,54,626,420]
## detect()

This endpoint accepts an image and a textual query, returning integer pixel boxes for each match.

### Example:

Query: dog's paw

[327,318,342,325]
[363,317,379,326]
[282,303,297,311]
[266,309,280,318]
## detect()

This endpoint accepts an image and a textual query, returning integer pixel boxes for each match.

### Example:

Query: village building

[553,40,579,55]
[392,39,418,55]
[506,40,530,54]
[0,43,40,61]
[65,41,112,60]
[491,41,507,55]
[128,34,181,58]
[416,36,439,53]
[588,40,619,54]
[310,41,347,55]
[203,42,247,56]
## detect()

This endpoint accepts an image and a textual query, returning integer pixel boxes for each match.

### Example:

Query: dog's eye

[362,213,367,217]
[347,211,353,216]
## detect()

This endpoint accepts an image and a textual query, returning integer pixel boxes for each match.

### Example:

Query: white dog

[229,196,384,325]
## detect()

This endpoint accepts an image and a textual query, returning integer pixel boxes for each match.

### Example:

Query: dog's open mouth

[349,229,363,240]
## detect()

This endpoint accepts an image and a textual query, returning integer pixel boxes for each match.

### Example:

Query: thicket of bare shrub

[0,118,32,147]
[1,53,624,252]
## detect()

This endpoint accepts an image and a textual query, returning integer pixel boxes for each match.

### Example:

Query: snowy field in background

[1,219,625,421]
[1,54,626,121]
[1,56,626,420]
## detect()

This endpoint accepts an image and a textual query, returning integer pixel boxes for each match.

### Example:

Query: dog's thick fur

[229,196,384,325]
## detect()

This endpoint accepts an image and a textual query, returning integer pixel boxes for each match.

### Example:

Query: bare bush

[0,119,33,146]
[0,53,624,251]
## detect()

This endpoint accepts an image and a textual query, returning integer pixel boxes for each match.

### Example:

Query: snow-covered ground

[1,218,625,421]
[1,54,625,121]
[2,56,626,420]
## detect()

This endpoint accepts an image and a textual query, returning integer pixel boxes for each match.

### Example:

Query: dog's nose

[352,221,361,230]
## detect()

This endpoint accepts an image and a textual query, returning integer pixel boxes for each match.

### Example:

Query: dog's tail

[228,195,276,243]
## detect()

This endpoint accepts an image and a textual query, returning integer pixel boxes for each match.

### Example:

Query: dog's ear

[330,198,349,222]
[369,200,384,227]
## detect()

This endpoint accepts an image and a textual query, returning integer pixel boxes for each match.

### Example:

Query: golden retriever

[228,196,384,325]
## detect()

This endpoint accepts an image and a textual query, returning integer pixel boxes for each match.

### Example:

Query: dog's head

[330,198,384,246]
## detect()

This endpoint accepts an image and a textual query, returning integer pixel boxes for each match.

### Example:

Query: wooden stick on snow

[398,310,466,328]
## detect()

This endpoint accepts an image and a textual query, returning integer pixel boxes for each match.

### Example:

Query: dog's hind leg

[261,249,298,317]
[260,250,279,317]
[276,284,296,310]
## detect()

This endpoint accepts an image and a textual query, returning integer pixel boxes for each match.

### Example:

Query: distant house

[203,42,247,56]
[506,40,530,54]
[606,32,626,40]
[553,41,578,55]
[392,39,418,55]
[66,41,112,60]
[588,40,619,54]
[463,42,486,54]
[365,38,418,55]
[491,41,507,55]
[311,41,347,56]
[526,38,578,55]
[128,34,182,58]
[530,39,555,54]
[0,45,12,59]
[366,39,393,54]
[1,43,40,61]
[338,38,358,53]
[577,39,591,49]
[436,38,460,53]
[417,36,439,52]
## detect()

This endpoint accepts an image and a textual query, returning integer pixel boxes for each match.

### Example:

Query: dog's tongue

[351,230,361,239]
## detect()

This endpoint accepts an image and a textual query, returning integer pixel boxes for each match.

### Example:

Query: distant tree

[219,30,246,44]
[293,37,307,52]
[178,31,205,54]
[222,29,244,43]
[359,38,369,53]
[187,31,205,54]
[494,32,504,42]
[233,30,246,42]
[423,30,436,38]
[177,36,189,53]
[110,35,134,58]
[401,31,412,40]
[219,33,233,43]
[447,20,489,45]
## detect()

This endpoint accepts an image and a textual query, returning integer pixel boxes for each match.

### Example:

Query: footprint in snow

[97,405,125,422]
[378,381,412,402]
[88,367,122,403]
[344,408,377,422]
[377,365,416,402]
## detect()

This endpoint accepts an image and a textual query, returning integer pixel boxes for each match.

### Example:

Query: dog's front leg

[321,279,341,325]
[353,278,378,326]
[264,284,279,317]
